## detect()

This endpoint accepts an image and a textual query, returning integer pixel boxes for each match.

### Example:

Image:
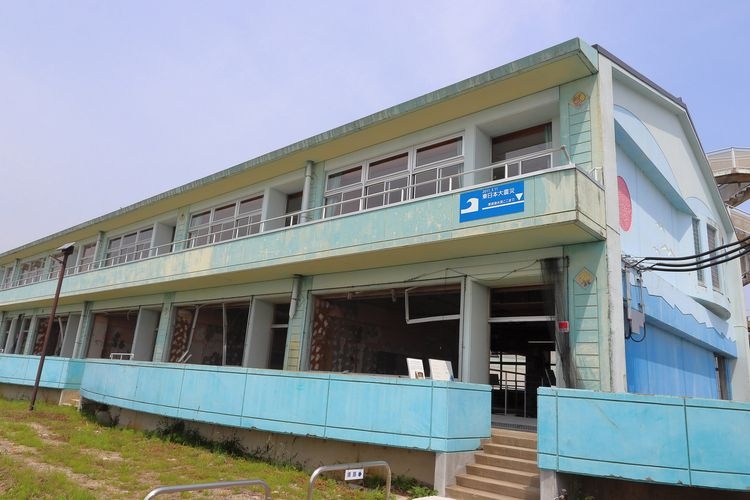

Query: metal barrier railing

[143,479,271,499]
[307,460,391,500]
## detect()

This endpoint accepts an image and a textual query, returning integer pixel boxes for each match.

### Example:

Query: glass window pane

[368,153,408,180]
[414,169,438,198]
[324,193,342,217]
[326,167,362,190]
[137,228,153,243]
[239,196,263,214]
[213,204,235,221]
[492,123,551,163]
[440,163,463,192]
[521,155,551,174]
[365,182,385,209]
[387,176,408,204]
[190,211,211,227]
[416,137,462,167]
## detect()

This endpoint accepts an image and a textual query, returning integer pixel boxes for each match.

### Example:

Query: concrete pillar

[152,293,176,362]
[72,302,94,359]
[286,276,313,371]
[244,298,274,368]
[22,314,40,354]
[461,278,490,383]
[4,316,19,353]
[132,308,161,361]
[60,313,81,358]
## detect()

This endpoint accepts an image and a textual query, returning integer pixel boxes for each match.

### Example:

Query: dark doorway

[489,286,556,419]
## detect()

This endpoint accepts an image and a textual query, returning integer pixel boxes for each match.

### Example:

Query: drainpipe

[301,161,314,223]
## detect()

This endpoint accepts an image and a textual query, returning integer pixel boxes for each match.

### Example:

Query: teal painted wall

[538,387,750,491]
[80,360,491,452]
[564,242,608,390]
[560,76,597,175]
[0,354,85,389]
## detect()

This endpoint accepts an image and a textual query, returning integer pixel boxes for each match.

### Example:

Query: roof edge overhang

[2,37,598,263]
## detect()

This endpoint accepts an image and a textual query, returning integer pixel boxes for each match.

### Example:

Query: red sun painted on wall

[618,176,632,231]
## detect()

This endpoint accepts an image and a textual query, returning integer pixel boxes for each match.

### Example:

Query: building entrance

[488,286,557,420]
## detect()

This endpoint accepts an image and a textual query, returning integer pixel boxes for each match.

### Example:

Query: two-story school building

[1,39,749,499]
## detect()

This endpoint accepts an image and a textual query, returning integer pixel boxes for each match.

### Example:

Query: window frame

[188,194,264,248]
[323,134,464,217]
[104,227,155,267]
[706,223,722,292]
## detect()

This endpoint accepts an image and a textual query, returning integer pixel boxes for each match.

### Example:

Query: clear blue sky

[1,0,748,252]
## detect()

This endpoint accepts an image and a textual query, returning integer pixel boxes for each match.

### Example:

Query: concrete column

[72,302,94,359]
[461,278,490,383]
[593,57,627,392]
[4,316,19,353]
[172,207,191,251]
[152,292,176,362]
[306,162,327,221]
[244,299,274,368]
[22,314,40,354]
[285,276,313,371]
[60,313,81,358]
[0,311,6,350]
[132,308,161,361]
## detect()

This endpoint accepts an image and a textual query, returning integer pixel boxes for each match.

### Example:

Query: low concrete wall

[0,354,85,389]
[538,387,750,491]
[80,360,491,453]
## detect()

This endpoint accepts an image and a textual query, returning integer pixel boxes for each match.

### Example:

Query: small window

[416,137,462,167]
[707,225,721,291]
[692,219,705,285]
[367,152,408,180]
[285,192,303,226]
[715,355,728,399]
[77,243,97,273]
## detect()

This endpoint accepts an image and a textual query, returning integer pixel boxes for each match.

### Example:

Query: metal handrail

[307,460,391,500]
[143,479,271,499]
[1,147,574,290]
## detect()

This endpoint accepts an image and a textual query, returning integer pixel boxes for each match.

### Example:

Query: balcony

[0,151,605,306]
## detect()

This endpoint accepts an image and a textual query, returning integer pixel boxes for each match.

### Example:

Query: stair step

[455,475,539,499]
[444,484,525,500]
[465,463,539,487]
[474,452,538,473]
[482,443,537,461]
[490,430,537,449]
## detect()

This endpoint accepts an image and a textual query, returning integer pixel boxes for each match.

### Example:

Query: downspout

[301,160,314,223]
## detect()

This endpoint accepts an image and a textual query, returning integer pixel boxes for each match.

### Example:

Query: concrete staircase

[445,428,539,500]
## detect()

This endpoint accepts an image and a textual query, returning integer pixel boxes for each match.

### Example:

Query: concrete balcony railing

[0,161,605,307]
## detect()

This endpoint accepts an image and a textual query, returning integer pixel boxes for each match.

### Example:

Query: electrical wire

[636,234,750,262]
[647,245,750,272]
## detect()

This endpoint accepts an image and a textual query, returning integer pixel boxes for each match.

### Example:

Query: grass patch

[0,397,403,499]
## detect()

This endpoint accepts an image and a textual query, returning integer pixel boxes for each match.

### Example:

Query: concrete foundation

[108,404,440,487]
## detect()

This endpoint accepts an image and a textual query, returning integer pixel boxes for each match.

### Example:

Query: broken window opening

[309,286,460,377]
[169,302,249,366]
[86,311,138,359]
[33,316,68,356]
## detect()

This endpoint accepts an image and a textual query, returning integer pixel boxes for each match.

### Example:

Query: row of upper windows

[0,122,560,289]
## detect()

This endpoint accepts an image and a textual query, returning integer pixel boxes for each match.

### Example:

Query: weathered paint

[538,387,750,491]
[80,359,491,452]
[0,167,605,310]
[0,354,85,389]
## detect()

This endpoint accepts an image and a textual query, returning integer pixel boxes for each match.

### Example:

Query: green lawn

[0,398,416,499]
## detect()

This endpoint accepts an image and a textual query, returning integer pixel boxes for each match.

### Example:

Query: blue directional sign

[459,180,525,222]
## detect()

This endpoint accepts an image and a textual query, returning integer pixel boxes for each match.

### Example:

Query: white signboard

[429,359,454,381]
[345,468,364,481]
[406,358,426,379]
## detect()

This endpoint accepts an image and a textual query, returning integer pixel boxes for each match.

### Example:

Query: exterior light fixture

[29,242,76,411]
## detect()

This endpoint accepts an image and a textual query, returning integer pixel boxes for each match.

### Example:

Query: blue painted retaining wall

[0,354,85,389]
[80,360,491,453]
[538,387,750,491]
